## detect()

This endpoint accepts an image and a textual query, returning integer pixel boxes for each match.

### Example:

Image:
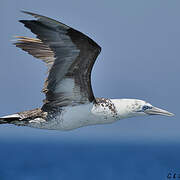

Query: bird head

[112,99,174,119]
[128,99,174,117]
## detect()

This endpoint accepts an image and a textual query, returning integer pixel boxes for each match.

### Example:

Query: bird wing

[14,11,101,111]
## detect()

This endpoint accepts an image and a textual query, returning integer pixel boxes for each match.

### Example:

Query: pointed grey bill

[145,106,174,116]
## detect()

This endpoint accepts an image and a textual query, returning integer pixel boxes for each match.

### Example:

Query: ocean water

[0,140,179,180]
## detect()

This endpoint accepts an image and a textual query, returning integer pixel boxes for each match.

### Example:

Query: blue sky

[0,0,180,143]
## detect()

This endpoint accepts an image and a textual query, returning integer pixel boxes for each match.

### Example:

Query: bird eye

[142,105,152,111]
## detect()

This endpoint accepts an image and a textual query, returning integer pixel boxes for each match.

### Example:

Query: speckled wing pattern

[14,11,101,111]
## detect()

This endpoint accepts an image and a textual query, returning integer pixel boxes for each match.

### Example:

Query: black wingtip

[19,20,30,26]
[20,10,41,19]
[20,10,34,16]
[19,19,27,22]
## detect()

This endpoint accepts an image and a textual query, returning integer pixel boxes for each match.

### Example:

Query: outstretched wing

[15,11,101,111]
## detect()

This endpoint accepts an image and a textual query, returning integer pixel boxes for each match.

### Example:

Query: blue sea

[0,140,179,180]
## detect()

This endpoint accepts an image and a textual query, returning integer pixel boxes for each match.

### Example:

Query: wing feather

[15,11,101,110]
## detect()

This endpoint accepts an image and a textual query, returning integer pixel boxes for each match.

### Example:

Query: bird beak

[145,106,174,116]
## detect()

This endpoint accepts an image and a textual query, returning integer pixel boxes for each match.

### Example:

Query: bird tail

[0,114,21,125]
[0,108,45,126]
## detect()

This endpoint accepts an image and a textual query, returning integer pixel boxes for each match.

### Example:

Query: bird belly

[27,103,117,131]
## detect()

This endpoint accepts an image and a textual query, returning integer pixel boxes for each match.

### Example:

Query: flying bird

[0,11,174,130]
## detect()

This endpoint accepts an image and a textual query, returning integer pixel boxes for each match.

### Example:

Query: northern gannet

[0,11,174,130]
